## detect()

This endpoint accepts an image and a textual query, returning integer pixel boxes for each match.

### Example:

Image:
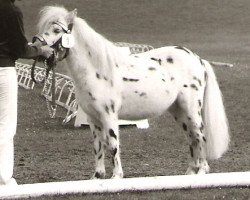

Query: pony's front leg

[89,122,106,179]
[103,118,123,179]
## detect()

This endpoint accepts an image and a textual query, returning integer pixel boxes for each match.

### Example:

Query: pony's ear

[67,9,77,24]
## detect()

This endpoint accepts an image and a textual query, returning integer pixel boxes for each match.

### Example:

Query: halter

[31,21,74,118]
[32,21,74,57]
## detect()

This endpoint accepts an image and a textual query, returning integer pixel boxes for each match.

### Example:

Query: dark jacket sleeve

[7,5,42,59]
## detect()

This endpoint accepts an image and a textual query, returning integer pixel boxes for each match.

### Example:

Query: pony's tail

[202,60,230,160]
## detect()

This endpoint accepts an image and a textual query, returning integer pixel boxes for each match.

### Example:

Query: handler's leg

[0,67,18,186]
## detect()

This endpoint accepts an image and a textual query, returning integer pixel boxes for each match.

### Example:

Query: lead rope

[43,55,57,118]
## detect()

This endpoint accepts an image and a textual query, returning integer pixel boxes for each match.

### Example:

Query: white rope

[0,172,249,199]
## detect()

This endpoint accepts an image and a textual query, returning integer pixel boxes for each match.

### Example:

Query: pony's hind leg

[185,117,209,175]
[169,87,209,175]
[89,122,106,179]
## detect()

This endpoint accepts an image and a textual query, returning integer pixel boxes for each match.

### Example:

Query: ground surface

[12,0,250,199]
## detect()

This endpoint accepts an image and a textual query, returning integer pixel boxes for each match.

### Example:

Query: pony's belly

[119,107,163,120]
[119,91,177,120]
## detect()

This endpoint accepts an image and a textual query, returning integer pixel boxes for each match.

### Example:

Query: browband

[53,21,73,33]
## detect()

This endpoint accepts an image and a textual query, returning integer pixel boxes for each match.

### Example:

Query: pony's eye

[53,29,61,34]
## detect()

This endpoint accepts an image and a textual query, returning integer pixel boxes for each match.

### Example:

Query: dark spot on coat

[123,77,139,82]
[190,146,194,158]
[105,105,109,114]
[162,79,166,82]
[93,131,97,138]
[96,73,100,79]
[190,84,198,91]
[183,84,188,88]
[88,92,96,101]
[148,67,156,71]
[183,123,188,131]
[167,57,174,64]
[88,51,91,57]
[189,131,193,138]
[150,57,162,65]
[140,92,147,97]
[175,46,190,54]
[171,77,175,81]
[109,129,117,139]
[129,78,139,82]
[104,76,108,81]
[198,100,202,107]
[115,63,119,68]
[98,141,102,152]
[111,148,117,157]
[202,136,207,142]
[98,154,103,160]
[111,100,115,113]
[95,125,102,132]
[200,122,204,132]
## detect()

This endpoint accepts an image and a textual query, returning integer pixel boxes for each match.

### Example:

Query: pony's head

[33,6,77,61]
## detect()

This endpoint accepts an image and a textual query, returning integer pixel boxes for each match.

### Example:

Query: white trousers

[0,67,17,184]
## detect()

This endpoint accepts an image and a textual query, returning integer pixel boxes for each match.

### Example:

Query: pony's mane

[73,17,122,71]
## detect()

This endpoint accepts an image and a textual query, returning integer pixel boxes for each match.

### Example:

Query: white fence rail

[0,172,249,199]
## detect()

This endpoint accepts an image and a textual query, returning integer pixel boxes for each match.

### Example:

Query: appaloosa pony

[34,6,230,179]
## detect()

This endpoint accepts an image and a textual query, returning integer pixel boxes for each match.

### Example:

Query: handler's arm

[7,7,42,59]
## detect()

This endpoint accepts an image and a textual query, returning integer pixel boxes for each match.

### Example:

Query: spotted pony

[34,6,230,178]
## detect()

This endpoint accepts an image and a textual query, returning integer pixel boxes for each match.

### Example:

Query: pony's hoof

[197,164,210,175]
[91,171,105,179]
[0,178,17,188]
[185,168,196,175]
[111,172,123,179]
[185,161,210,175]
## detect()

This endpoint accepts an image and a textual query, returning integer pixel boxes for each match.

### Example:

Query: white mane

[72,17,124,74]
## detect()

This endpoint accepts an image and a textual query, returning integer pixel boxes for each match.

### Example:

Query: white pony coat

[37,6,230,178]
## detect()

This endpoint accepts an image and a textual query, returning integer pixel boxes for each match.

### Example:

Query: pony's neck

[68,17,123,77]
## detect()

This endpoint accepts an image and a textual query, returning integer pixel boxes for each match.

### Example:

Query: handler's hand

[40,46,54,58]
